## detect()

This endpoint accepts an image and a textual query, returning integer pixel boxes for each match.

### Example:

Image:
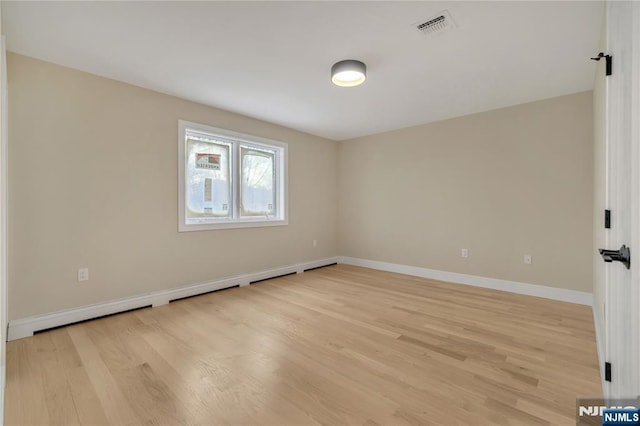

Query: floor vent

[413,10,456,37]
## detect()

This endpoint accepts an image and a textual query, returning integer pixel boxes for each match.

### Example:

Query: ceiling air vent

[413,10,456,37]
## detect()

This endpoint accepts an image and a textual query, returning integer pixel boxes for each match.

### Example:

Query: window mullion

[232,141,240,220]
[274,148,279,219]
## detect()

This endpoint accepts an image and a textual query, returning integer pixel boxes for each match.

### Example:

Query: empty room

[0,1,639,425]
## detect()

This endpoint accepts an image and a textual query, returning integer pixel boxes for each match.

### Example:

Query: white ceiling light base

[331,60,366,87]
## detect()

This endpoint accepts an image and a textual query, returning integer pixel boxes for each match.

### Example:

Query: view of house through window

[186,137,231,218]
[179,121,287,231]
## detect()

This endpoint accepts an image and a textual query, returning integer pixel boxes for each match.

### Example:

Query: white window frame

[178,120,288,232]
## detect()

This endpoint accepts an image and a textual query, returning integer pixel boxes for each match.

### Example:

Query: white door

[0,34,6,421]
[603,0,640,399]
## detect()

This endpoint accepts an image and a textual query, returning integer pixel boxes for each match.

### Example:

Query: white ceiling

[3,1,604,141]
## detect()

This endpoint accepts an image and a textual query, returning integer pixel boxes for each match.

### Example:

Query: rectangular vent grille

[414,10,456,37]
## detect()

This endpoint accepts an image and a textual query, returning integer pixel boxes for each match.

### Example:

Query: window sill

[178,218,288,232]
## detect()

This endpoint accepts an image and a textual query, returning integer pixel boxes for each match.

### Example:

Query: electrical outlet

[524,255,532,265]
[78,268,89,282]
[461,248,469,258]
[313,239,318,247]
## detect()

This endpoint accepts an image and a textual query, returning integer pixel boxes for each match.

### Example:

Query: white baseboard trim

[339,256,594,306]
[7,257,339,341]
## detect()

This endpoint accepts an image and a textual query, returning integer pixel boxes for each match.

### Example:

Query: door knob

[598,245,631,269]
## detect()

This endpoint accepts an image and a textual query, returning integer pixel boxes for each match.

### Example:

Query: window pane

[185,137,231,221]
[240,146,275,217]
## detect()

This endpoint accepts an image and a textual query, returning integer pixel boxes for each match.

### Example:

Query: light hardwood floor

[5,264,601,425]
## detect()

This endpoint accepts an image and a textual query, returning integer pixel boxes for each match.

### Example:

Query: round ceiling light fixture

[331,60,366,87]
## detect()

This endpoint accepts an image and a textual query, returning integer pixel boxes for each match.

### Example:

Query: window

[178,120,287,231]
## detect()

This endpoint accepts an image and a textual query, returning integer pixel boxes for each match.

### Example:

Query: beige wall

[8,53,338,319]
[593,9,607,344]
[339,92,594,292]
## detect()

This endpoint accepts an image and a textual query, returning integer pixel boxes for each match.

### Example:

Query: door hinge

[591,52,612,76]
[605,362,612,382]
[605,209,611,229]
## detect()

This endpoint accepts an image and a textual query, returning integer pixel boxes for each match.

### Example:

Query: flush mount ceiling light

[331,60,366,87]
